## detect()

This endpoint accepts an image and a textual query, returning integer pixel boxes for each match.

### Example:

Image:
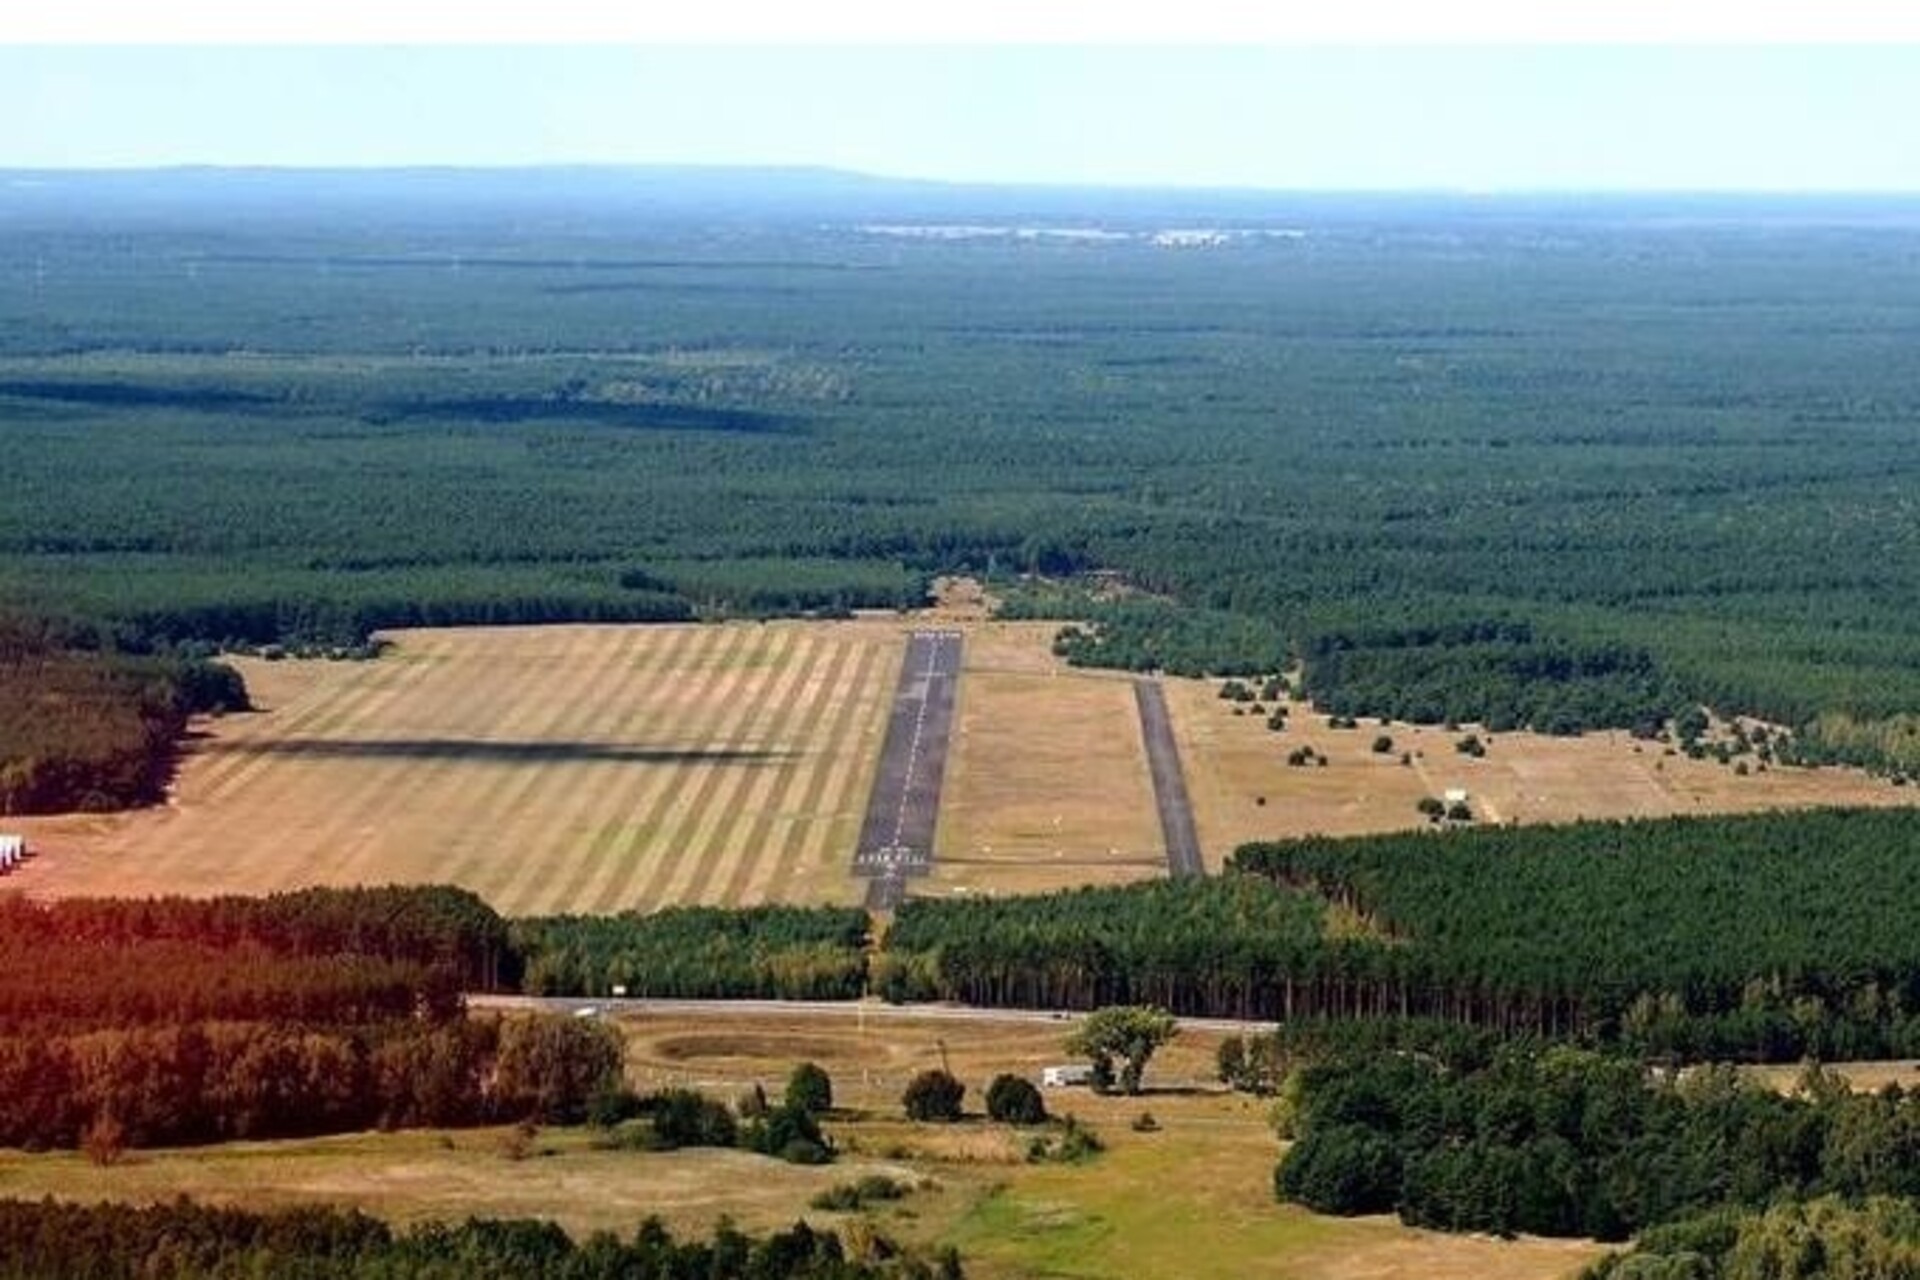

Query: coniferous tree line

[0,885,517,990]
[0,617,248,813]
[1233,809,1920,1055]
[512,905,870,1000]
[0,1199,962,1280]
[877,876,1328,1013]
[877,810,1920,1060]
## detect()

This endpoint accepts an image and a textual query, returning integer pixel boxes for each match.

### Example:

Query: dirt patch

[651,1033,859,1063]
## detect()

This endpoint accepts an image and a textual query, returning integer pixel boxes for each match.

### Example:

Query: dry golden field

[16,622,902,915]
[933,623,1165,898]
[11,613,1914,909]
[1166,680,1917,869]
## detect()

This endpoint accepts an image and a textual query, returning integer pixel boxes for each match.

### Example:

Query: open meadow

[933,623,1166,898]
[0,1005,1606,1280]
[16,622,902,915]
[1166,679,1917,867]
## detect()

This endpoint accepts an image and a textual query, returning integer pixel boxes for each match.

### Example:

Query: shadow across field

[388,397,801,434]
[198,737,793,765]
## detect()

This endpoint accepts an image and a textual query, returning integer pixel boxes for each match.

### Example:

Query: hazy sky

[6,45,1920,190]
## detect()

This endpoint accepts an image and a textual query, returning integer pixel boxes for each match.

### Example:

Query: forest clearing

[12,616,1916,911]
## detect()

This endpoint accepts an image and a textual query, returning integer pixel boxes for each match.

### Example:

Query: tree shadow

[197,738,793,765]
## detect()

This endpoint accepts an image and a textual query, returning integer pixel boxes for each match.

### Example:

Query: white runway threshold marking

[855,630,962,909]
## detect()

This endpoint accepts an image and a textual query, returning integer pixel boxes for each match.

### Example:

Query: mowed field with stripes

[22,623,904,916]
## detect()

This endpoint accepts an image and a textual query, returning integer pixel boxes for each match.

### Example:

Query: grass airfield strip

[11,615,1916,912]
[19,623,900,915]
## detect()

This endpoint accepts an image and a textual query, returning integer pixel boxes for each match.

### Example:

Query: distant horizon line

[6,162,1920,199]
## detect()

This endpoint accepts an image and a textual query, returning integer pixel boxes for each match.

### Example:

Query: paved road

[854,630,963,910]
[469,992,1276,1037]
[1135,678,1205,877]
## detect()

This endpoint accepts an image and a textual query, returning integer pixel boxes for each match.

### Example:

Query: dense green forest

[510,808,1920,1062]
[1585,1198,1920,1279]
[0,617,248,813]
[1276,1047,1920,1241]
[7,174,1920,771]
[0,887,610,1150]
[0,1199,961,1280]
[879,810,1920,1060]
[512,905,870,1000]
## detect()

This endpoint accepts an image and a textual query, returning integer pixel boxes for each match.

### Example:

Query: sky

[5,42,1920,191]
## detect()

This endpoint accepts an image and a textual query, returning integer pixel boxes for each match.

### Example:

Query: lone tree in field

[1066,1006,1179,1095]
[902,1068,965,1123]
[785,1062,833,1116]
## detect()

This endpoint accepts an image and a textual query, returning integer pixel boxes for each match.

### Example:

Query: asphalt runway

[854,630,963,909]
[1135,678,1205,878]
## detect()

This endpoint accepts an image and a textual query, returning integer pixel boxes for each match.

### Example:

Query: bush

[902,1069,965,1123]
[985,1074,1048,1126]
[586,1086,645,1129]
[1372,735,1395,753]
[786,1061,834,1115]
[742,1101,833,1164]
[1027,1116,1104,1164]
[1276,1124,1402,1215]
[647,1088,738,1149]
[809,1174,914,1212]
[81,1113,126,1168]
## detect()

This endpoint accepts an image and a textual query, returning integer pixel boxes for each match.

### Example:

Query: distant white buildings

[1149,229,1231,249]
[854,225,1308,250]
